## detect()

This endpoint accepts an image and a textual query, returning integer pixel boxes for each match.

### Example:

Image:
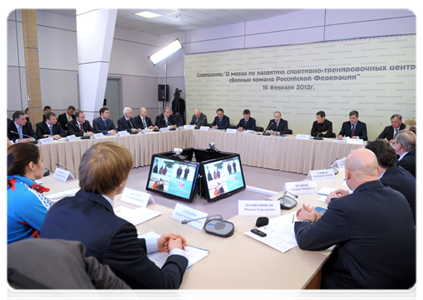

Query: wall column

[76,9,117,122]
[21,9,43,129]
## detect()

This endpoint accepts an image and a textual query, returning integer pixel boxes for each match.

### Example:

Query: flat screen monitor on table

[146,154,200,203]
[201,154,246,202]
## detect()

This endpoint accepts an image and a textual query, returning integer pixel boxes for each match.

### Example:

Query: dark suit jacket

[8,238,129,289]
[266,119,289,134]
[117,116,139,132]
[57,113,76,131]
[35,121,66,139]
[189,113,208,128]
[397,151,416,178]
[155,114,178,128]
[134,115,154,129]
[40,190,188,289]
[67,120,94,137]
[8,121,37,141]
[236,117,256,131]
[311,119,333,137]
[295,180,415,289]
[380,165,415,224]
[210,115,230,129]
[93,117,117,134]
[338,120,367,140]
[378,123,406,140]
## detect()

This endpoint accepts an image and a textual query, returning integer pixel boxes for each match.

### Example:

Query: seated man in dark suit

[189,109,207,129]
[67,111,94,137]
[395,130,416,177]
[236,109,256,132]
[57,105,76,131]
[41,141,189,289]
[117,107,141,133]
[134,107,158,130]
[93,107,117,135]
[337,110,367,140]
[265,111,289,135]
[296,148,415,289]
[377,114,406,144]
[210,108,230,130]
[8,110,37,143]
[365,139,415,224]
[36,112,66,140]
[155,107,177,129]
[311,111,333,137]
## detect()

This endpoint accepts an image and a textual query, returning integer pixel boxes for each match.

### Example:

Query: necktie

[103,119,107,128]
[394,128,398,139]
[351,124,355,136]
[18,126,23,139]
[78,123,83,133]
[68,115,72,121]
[49,125,53,135]
[165,117,168,126]
[142,118,147,128]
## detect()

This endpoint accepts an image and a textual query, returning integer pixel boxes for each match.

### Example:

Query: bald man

[134,107,157,130]
[295,148,415,289]
[189,109,207,129]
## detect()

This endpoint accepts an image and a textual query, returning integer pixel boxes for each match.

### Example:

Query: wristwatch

[302,219,313,224]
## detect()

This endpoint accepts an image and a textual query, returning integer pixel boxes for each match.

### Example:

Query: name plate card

[171,203,208,231]
[142,128,150,134]
[93,133,104,139]
[199,126,210,131]
[284,181,318,195]
[238,200,280,216]
[184,125,195,130]
[120,187,155,208]
[296,134,310,140]
[346,138,363,144]
[38,137,55,144]
[65,135,76,142]
[52,168,76,182]
[226,128,237,134]
[306,169,336,181]
[334,158,346,168]
[117,131,129,136]
[160,127,169,132]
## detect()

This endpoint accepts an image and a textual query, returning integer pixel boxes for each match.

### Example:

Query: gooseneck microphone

[55,162,79,175]
[196,115,207,128]
[326,157,339,175]
[263,121,274,136]
[182,214,234,237]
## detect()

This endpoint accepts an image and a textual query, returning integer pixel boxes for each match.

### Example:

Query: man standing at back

[93,107,117,135]
[377,114,405,144]
[337,110,367,140]
[295,148,415,289]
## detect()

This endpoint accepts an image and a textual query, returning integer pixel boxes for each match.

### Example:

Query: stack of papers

[45,188,80,203]
[245,212,298,253]
[114,206,161,226]
[140,231,209,270]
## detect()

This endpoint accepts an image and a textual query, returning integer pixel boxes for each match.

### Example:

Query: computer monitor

[201,154,246,202]
[146,154,200,202]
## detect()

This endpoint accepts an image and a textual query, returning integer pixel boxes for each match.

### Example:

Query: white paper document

[317,187,337,196]
[245,212,298,253]
[45,188,80,203]
[114,206,161,226]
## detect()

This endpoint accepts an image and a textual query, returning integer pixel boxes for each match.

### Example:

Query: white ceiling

[40,9,299,35]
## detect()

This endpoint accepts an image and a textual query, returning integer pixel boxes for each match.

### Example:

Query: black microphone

[263,121,274,136]
[55,162,79,175]
[10,131,37,143]
[278,191,298,209]
[182,214,234,238]
[326,157,339,175]
[314,132,323,140]
[195,115,207,128]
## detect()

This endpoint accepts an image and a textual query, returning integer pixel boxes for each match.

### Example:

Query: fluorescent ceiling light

[136,11,162,19]
[148,39,183,66]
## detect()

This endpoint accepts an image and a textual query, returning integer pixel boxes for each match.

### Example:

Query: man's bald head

[194,109,201,118]
[345,148,380,190]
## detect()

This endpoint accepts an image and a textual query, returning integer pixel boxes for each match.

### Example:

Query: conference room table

[37,128,364,177]
[41,168,348,290]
